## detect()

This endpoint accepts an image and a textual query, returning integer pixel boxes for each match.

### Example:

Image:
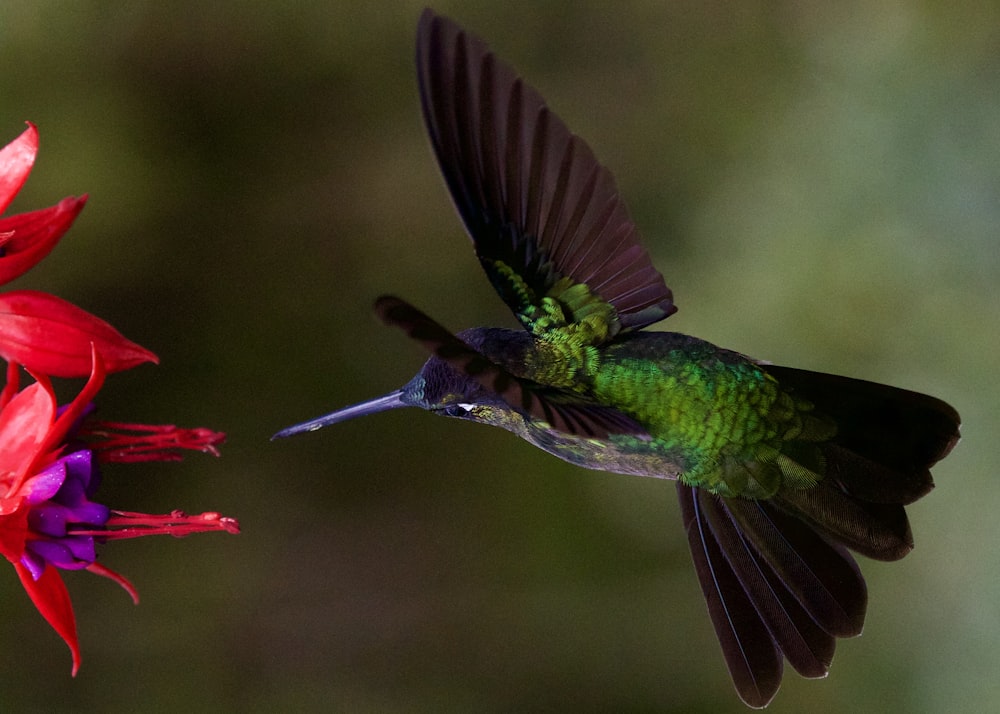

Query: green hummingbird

[275,10,960,708]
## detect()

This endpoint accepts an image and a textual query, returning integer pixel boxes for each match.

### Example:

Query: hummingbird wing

[376,295,649,438]
[678,482,867,708]
[416,10,675,343]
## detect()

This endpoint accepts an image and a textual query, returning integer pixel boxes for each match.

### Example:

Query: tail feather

[822,442,931,505]
[766,365,960,474]
[680,368,960,706]
[767,365,960,561]
[774,478,913,561]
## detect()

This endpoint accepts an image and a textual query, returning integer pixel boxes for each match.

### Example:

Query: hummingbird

[275,9,961,708]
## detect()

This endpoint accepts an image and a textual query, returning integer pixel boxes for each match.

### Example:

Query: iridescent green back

[592,334,836,498]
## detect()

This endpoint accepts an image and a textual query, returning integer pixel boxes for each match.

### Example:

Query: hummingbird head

[271,343,524,439]
[397,349,528,427]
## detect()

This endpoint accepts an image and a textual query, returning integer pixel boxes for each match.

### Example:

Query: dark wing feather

[699,493,836,679]
[416,10,675,338]
[680,483,871,706]
[678,483,782,709]
[723,496,867,638]
[375,295,648,439]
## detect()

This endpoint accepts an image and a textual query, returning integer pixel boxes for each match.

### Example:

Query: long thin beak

[271,389,408,439]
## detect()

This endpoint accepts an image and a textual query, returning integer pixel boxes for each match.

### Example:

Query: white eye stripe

[442,403,476,418]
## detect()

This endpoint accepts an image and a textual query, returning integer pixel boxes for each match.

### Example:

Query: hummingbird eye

[443,403,473,418]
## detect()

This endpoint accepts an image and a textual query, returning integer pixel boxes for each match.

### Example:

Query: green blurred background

[0,1,996,712]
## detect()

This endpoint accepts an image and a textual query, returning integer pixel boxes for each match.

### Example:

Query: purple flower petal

[19,550,46,581]
[22,461,67,504]
[28,504,68,537]
[25,538,93,571]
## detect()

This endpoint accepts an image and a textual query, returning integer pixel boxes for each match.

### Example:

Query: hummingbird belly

[530,421,689,479]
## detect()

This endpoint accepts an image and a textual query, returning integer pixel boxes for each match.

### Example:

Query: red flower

[0,124,157,377]
[0,350,238,675]
[0,122,237,674]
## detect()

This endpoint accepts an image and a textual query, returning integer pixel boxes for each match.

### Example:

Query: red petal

[0,196,87,285]
[86,561,140,604]
[0,381,55,509]
[36,345,105,461]
[14,562,81,676]
[0,290,158,377]
[0,507,30,562]
[0,123,38,215]
[0,360,20,409]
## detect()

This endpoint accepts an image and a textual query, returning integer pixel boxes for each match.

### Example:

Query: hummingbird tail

[680,367,960,707]
[766,365,960,560]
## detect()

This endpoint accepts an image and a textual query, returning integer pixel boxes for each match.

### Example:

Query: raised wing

[416,10,675,343]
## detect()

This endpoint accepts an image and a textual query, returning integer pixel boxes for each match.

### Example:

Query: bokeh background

[0,1,996,712]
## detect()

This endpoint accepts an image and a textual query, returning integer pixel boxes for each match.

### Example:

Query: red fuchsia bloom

[0,123,157,377]
[0,122,236,673]
[0,348,238,675]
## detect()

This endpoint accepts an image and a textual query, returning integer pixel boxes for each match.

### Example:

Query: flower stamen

[80,421,225,462]
[70,510,240,539]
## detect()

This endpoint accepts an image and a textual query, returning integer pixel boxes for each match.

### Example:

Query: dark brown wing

[678,483,868,708]
[376,295,649,438]
[416,10,675,340]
